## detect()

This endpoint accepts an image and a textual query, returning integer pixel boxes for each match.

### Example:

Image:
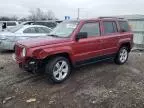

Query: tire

[115,46,129,65]
[45,56,71,83]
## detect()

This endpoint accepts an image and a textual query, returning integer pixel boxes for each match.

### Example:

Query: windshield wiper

[48,34,59,37]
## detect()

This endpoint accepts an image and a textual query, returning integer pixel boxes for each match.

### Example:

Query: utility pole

[77,8,80,20]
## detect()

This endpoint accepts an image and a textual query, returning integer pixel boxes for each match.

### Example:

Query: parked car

[14,17,133,83]
[0,21,19,31]
[20,20,61,29]
[0,25,52,50]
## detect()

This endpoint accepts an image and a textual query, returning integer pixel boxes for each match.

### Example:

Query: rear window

[103,21,118,34]
[7,22,16,26]
[119,21,129,32]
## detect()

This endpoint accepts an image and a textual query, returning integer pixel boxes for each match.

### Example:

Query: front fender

[32,46,73,60]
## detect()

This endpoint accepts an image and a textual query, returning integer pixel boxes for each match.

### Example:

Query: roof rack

[98,17,125,19]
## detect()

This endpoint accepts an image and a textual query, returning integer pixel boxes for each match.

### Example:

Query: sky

[0,0,144,20]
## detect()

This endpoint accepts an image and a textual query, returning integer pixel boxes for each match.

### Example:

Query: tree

[29,8,44,21]
[11,15,18,21]
[46,10,56,20]
[28,8,56,21]
[0,16,18,21]
[0,17,10,21]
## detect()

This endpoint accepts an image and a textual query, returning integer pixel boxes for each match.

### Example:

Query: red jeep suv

[15,17,133,83]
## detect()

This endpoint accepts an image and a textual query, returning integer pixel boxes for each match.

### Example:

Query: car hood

[18,36,70,48]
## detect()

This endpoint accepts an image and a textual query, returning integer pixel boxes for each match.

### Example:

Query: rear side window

[119,21,129,32]
[23,27,37,33]
[80,22,100,37]
[103,21,118,34]
[36,27,51,33]
[7,22,16,26]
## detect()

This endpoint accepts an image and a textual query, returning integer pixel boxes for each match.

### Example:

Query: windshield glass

[7,25,23,33]
[49,21,79,37]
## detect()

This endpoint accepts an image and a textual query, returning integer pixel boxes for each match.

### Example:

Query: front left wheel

[45,56,71,83]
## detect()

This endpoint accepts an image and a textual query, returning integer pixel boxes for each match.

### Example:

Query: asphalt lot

[0,51,144,108]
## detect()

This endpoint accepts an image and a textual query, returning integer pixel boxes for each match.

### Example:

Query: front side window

[103,21,118,34]
[49,21,78,38]
[119,21,129,32]
[80,22,100,37]
[23,27,37,33]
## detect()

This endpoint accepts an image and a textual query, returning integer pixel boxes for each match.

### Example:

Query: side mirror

[120,28,126,32]
[76,32,88,41]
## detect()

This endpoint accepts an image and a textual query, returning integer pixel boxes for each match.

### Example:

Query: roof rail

[98,17,125,19]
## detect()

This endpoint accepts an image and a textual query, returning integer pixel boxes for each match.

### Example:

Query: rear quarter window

[119,21,130,32]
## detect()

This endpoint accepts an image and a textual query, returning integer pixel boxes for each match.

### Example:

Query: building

[120,15,144,47]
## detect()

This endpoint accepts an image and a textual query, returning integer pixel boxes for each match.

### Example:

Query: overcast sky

[0,0,144,19]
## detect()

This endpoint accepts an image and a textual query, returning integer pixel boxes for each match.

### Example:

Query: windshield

[49,21,79,38]
[7,25,23,33]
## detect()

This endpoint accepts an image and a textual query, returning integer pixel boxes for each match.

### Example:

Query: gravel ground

[0,51,144,108]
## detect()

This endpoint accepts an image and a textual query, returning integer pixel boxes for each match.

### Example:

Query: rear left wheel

[115,46,129,64]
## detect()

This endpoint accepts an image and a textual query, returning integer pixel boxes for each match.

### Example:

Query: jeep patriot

[15,17,133,83]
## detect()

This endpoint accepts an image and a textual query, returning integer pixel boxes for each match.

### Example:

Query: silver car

[0,25,52,51]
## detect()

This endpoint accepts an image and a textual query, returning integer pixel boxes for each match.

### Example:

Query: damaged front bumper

[13,54,44,73]
[19,59,44,73]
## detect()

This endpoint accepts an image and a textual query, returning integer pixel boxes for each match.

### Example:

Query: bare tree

[0,16,18,21]
[28,8,44,21]
[28,8,56,21]
[11,15,18,21]
[46,10,56,20]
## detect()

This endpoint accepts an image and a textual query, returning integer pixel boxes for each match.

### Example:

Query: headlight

[21,48,26,57]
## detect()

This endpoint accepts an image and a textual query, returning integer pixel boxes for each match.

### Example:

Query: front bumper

[14,55,43,73]
[19,60,39,72]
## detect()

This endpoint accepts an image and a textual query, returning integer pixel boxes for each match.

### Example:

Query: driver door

[72,21,103,65]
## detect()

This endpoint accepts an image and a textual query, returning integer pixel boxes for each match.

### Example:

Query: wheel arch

[119,42,131,52]
[43,52,74,66]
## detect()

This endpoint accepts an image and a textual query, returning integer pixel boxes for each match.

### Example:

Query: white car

[0,21,19,31]
[0,25,52,50]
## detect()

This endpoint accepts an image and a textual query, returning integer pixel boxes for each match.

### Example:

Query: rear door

[101,20,120,55]
[23,27,39,36]
[73,21,103,63]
